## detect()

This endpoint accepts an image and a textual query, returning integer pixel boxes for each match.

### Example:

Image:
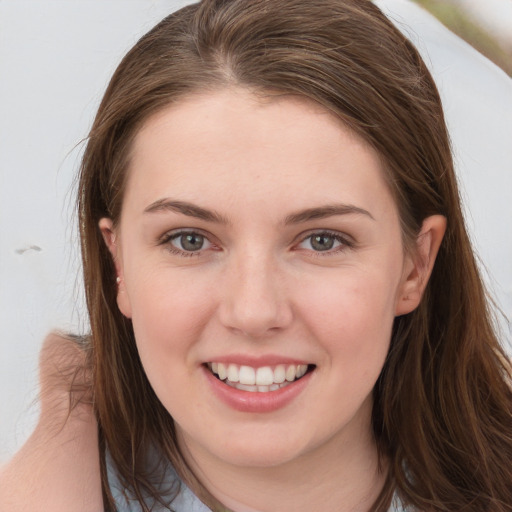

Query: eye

[163,230,213,255]
[296,231,352,253]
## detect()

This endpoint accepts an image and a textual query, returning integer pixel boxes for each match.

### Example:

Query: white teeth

[239,365,256,385]
[273,365,286,383]
[274,364,286,384]
[256,366,274,386]
[285,365,296,382]
[236,382,258,392]
[227,364,239,383]
[297,364,308,378]
[217,362,227,380]
[209,362,311,390]
[225,380,293,392]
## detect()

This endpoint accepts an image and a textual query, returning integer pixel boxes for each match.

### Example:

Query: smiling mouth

[206,362,315,392]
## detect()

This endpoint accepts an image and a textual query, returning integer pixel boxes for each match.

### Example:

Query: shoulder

[107,453,211,512]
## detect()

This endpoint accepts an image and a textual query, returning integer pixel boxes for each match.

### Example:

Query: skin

[0,88,445,512]
[0,333,102,512]
[100,88,446,511]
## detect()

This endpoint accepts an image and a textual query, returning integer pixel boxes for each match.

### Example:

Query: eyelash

[159,230,215,257]
[158,229,354,257]
[295,230,354,256]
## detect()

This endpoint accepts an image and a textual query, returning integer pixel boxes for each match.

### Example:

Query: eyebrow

[143,199,229,224]
[143,198,374,225]
[284,204,374,224]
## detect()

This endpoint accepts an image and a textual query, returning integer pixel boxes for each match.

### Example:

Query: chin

[211,431,312,468]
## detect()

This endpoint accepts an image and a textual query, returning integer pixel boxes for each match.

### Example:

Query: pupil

[181,233,204,251]
[311,234,334,251]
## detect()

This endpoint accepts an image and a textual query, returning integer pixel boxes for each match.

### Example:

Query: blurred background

[412,0,512,76]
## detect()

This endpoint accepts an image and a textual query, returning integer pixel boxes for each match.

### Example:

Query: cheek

[124,267,215,364]
[302,266,398,328]
[297,266,399,371]
[123,270,217,417]
[286,267,400,440]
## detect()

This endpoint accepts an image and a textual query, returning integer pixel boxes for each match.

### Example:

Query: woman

[2,0,511,510]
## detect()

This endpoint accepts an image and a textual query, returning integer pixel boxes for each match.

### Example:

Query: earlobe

[395,215,447,316]
[98,217,132,319]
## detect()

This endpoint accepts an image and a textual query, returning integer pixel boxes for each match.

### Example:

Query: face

[101,88,420,473]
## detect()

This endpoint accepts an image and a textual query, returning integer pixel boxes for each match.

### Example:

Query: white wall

[0,0,191,462]
[1,0,511,462]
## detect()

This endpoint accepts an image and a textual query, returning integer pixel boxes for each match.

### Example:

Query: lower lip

[203,366,313,413]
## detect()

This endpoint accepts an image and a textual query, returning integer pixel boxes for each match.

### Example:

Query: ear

[395,215,446,316]
[99,217,132,318]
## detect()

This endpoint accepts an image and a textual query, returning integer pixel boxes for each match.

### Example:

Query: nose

[218,250,293,338]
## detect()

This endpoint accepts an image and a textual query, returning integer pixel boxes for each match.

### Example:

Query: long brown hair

[78,0,512,510]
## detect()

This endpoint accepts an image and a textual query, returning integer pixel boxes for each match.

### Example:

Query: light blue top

[108,457,408,512]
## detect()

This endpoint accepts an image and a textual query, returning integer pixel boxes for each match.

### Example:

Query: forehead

[123,88,395,221]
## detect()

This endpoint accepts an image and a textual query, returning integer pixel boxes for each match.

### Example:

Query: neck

[179,402,387,512]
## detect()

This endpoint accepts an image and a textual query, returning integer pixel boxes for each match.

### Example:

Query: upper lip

[203,354,312,367]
